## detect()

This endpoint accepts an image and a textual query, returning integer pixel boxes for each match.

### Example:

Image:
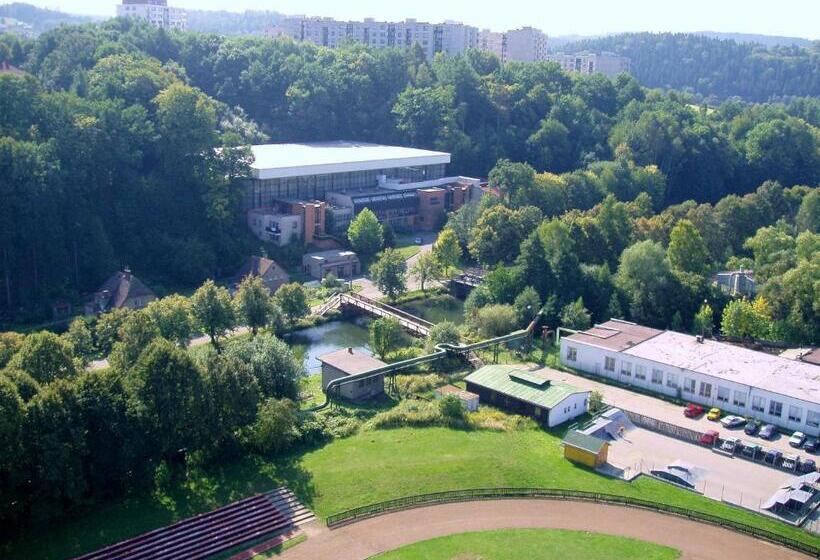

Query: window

[620,362,632,377]
[566,346,577,362]
[683,377,696,394]
[699,382,712,398]
[651,369,663,385]
[807,410,820,428]
[716,386,730,403]
[788,406,803,423]
[732,391,746,408]
[635,365,646,380]
[666,373,678,389]
[604,357,615,372]
[768,400,782,418]
[752,396,765,413]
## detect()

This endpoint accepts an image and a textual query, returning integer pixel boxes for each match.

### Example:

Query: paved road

[533,365,810,457]
[353,234,437,300]
[280,500,812,560]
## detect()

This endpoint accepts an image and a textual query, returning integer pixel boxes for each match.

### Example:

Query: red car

[684,403,705,418]
[700,430,719,446]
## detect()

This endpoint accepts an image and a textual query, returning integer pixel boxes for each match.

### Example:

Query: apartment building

[478,29,505,60]
[544,51,631,77]
[561,320,820,436]
[504,27,549,62]
[117,0,186,30]
[267,16,478,59]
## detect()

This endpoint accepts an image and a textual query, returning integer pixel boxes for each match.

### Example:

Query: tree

[227,334,304,400]
[370,317,402,360]
[615,240,679,327]
[744,222,796,283]
[561,297,592,331]
[145,295,193,347]
[438,394,465,423]
[347,208,383,260]
[274,282,310,326]
[720,299,770,340]
[795,189,819,233]
[370,249,407,301]
[0,332,24,368]
[94,308,132,357]
[109,311,160,371]
[125,339,207,459]
[410,251,442,293]
[190,280,235,351]
[247,398,298,456]
[692,302,714,337]
[474,304,518,338]
[234,275,275,335]
[432,228,461,277]
[426,321,460,350]
[589,390,605,414]
[513,286,541,326]
[203,353,261,451]
[0,376,24,489]
[63,318,95,364]
[488,159,536,204]
[667,219,711,276]
[7,331,78,384]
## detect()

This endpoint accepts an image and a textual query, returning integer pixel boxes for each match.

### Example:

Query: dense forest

[0,19,819,325]
[564,32,820,102]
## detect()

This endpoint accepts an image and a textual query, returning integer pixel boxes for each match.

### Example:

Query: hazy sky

[25,0,820,39]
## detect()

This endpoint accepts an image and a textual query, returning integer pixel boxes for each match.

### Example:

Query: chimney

[696,335,704,343]
[123,266,132,281]
[347,347,353,354]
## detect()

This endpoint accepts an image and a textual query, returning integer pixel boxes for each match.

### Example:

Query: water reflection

[285,317,372,375]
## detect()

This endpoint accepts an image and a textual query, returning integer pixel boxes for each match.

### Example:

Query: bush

[468,407,538,432]
[438,394,466,422]
[365,400,445,430]
[473,304,519,338]
[395,373,441,395]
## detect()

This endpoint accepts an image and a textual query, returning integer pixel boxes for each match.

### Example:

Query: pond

[398,294,465,325]
[285,317,373,376]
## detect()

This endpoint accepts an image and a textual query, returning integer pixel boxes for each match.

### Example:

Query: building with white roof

[561,319,820,436]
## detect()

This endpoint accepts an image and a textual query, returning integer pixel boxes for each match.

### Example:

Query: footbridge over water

[316,292,434,337]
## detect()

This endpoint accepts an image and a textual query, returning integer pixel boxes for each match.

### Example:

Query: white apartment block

[478,29,504,60]
[117,0,186,30]
[561,320,820,436]
[503,27,549,62]
[269,16,478,59]
[544,51,630,77]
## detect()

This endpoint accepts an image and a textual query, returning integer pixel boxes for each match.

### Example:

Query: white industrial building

[561,319,820,436]
[116,0,186,30]
[543,52,630,77]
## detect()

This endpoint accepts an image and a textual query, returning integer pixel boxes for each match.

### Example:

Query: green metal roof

[464,365,587,410]
[563,430,608,454]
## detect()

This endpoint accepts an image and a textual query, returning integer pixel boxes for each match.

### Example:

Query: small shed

[562,430,609,468]
[317,347,386,402]
[435,385,479,412]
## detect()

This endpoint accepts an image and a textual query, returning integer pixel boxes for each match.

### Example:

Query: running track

[280,500,814,560]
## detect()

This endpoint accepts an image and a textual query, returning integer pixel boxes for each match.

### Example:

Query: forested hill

[0,3,99,34]
[563,32,820,102]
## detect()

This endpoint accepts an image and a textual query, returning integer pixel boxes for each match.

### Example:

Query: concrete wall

[548,392,590,428]
[560,337,820,436]
[321,364,384,401]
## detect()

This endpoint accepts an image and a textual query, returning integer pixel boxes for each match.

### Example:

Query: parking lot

[536,365,814,458]
[607,426,792,512]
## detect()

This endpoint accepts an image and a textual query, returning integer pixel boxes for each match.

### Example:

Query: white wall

[560,337,820,436]
[548,391,590,428]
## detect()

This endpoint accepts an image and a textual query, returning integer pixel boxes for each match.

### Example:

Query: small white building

[435,385,480,412]
[561,319,820,436]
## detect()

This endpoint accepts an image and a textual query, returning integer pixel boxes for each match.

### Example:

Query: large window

[788,406,803,423]
[683,377,696,394]
[566,346,577,362]
[733,391,746,408]
[666,373,678,389]
[752,396,765,413]
[716,386,730,403]
[807,410,820,428]
[699,382,712,398]
[651,369,663,385]
[620,362,632,377]
[635,365,646,380]
[768,400,783,418]
[604,357,615,372]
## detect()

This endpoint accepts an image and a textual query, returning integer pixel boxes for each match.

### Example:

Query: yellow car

[707,408,722,421]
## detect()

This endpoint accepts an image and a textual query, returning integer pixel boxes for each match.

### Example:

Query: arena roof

[249,141,451,180]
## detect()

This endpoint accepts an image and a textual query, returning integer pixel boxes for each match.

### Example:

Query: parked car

[804,438,818,453]
[721,437,739,453]
[764,449,782,466]
[759,424,777,440]
[707,408,722,421]
[789,431,807,448]
[744,420,760,435]
[741,441,761,459]
[797,457,817,474]
[782,454,798,471]
[700,429,719,446]
[684,403,705,418]
[720,415,746,429]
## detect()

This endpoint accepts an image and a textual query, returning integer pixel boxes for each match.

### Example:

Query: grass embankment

[372,529,680,560]
[5,426,819,558]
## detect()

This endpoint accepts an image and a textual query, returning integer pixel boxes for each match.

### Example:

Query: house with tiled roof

[85,268,156,314]
[228,256,290,294]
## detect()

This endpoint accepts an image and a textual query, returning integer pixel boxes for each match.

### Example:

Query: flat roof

[564,319,662,352]
[303,249,358,262]
[465,365,588,410]
[622,330,820,404]
[317,348,386,375]
[249,141,451,180]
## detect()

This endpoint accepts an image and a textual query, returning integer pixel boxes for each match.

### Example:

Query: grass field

[3,426,818,559]
[372,529,680,560]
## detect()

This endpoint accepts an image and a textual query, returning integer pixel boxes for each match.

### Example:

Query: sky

[24,0,820,39]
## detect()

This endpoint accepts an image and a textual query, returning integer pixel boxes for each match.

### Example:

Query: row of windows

[568,346,818,428]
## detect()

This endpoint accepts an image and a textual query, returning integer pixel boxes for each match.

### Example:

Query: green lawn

[3,426,818,559]
[372,529,680,560]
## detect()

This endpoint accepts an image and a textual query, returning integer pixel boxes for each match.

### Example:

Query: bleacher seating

[73,487,314,560]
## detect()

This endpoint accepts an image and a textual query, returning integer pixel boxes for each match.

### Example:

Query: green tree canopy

[347,208,384,259]
[370,249,407,302]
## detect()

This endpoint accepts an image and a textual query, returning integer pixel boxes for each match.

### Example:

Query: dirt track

[279,500,813,560]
